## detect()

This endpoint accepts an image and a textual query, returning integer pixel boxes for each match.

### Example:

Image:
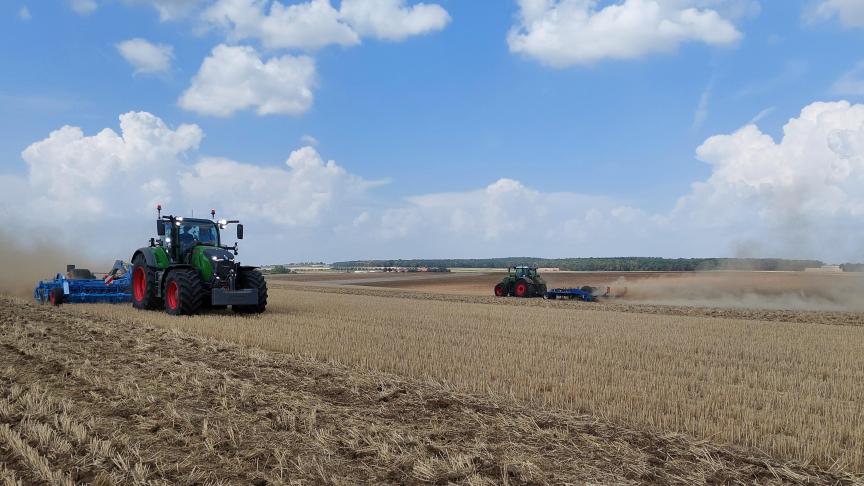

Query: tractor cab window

[178,222,219,255]
[515,268,525,278]
[195,224,218,246]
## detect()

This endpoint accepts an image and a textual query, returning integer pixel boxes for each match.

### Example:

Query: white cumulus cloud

[20,112,202,220]
[202,0,359,50]
[339,0,451,41]
[807,0,864,28]
[508,0,744,67]
[674,100,864,258]
[202,0,449,49]
[4,112,379,262]
[180,146,383,226]
[179,44,316,117]
[8,102,864,263]
[116,38,174,74]
[69,0,97,14]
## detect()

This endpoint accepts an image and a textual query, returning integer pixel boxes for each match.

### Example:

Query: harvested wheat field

[4,297,858,484]
[32,279,862,482]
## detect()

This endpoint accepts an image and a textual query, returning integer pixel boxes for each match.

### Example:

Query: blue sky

[2,1,864,263]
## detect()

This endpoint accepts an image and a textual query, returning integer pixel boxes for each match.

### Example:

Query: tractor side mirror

[157,221,165,236]
[236,224,244,240]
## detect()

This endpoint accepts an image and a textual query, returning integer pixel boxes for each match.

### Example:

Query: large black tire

[164,268,204,316]
[514,279,530,298]
[233,269,267,314]
[131,254,162,310]
[494,283,506,297]
[50,287,63,307]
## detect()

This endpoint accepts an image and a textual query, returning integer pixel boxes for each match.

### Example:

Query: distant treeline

[331,257,825,272]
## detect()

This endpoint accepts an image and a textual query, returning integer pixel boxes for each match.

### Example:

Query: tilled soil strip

[0,297,859,485]
[271,282,864,328]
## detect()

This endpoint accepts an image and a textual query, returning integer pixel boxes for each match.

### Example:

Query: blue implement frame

[543,288,597,302]
[33,260,132,305]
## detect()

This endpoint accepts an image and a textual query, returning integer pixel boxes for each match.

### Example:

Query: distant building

[805,265,842,273]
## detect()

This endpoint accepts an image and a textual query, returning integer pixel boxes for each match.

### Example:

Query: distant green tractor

[494,266,548,298]
[130,206,267,316]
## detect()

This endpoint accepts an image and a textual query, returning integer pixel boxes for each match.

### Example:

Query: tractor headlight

[177,217,184,222]
[165,237,171,243]
[218,219,227,225]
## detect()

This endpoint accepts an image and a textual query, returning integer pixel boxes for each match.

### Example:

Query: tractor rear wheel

[494,283,506,297]
[514,280,529,298]
[131,255,162,310]
[233,269,268,314]
[50,287,63,307]
[164,268,204,316]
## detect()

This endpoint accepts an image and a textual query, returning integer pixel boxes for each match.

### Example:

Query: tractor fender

[133,247,171,269]
[132,248,157,268]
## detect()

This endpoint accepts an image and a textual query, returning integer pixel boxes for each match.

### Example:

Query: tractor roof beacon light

[157,204,162,218]
[211,209,216,220]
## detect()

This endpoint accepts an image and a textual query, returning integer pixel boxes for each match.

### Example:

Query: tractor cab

[512,266,538,279]
[156,214,242,265]
[164,218,221,263]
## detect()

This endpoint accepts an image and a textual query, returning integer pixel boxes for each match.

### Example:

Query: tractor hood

[202,247,235,262]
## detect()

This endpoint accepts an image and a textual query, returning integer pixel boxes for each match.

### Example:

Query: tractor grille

[203,248,236,288]
[211,261,236,287]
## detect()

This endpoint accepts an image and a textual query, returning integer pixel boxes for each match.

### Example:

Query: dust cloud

[608,272,864,312]
[0,234,98,298]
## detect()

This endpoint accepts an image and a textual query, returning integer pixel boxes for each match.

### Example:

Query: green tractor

[494,266,547,298]
[130,206,267,315]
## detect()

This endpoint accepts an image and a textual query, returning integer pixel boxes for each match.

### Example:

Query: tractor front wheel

[164,269,204,316]
[514,281,529,298]
[233,269,268,314]
[132,255,162,310]
[50,287,63,307]
[494,283,506,297]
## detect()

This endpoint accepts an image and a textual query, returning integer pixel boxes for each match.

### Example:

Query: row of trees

[332,257,826,272]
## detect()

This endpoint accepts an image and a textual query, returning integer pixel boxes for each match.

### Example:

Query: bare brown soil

[272,281,864,327]
[283,270,864,312]
[1,297,858,484]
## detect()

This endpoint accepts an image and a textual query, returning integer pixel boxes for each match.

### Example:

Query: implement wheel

[50,287,63,307]
[164,268,204,316]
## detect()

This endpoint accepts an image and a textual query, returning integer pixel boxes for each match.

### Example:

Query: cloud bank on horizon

[3,0,864,263]
[6,100,864,263]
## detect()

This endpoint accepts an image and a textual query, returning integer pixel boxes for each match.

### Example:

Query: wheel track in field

[2,297,861,484]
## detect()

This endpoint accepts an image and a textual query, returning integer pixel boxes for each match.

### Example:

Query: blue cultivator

[34,260,132,306]
[543,288,598,301]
